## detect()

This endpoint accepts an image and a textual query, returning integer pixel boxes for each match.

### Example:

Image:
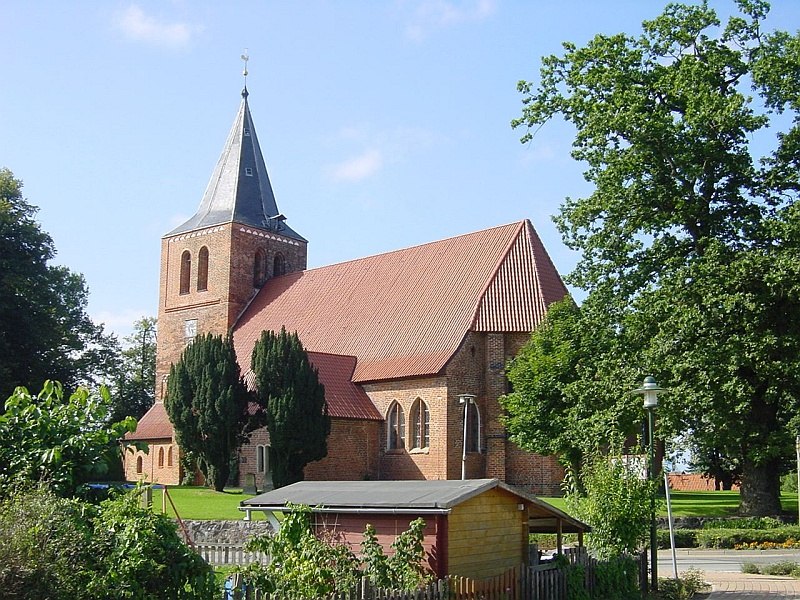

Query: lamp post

[634,376,665,593]
[458,394,476,480]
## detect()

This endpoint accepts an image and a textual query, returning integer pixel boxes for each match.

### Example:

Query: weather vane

[241,48,249,86]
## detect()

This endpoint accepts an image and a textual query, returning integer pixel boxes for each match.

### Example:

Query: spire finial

[241,48,249,97]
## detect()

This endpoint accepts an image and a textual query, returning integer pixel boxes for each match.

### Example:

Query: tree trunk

[739,457,782,516]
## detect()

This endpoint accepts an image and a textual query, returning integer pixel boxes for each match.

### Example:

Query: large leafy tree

[109,317,157,421]
[251,328,330,488]
[164,333,255,491]
[0,381,136,497]
[511,0,800,514]
[0,168,116,398]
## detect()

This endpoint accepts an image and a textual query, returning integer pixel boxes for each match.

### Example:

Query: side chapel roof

[166,88,305,241]
[233,220,569,383]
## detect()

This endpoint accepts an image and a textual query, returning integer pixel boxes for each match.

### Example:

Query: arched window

[136,456,143,474]
[465,401,482,453]
[410,398,430,449]
[197,246,209,291]
[273,253,286,277]
[158,447,165,467]
[387,402,405,450]
[167,446,173,467]
[179,250,191,295]
[253,248,267,287]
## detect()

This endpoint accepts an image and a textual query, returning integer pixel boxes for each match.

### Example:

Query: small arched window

[387,402,405,450]
[273,253,286,277]
[136,456,143,474]
[410,398,430,450]
[197,246,209,291]
[167,446,173,467]
[256,445,269,474]
[179,250,191,295]
[465,401,482,453]
[158,447,165,467]
[254,248,267,287]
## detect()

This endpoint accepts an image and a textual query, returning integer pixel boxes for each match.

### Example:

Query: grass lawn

[146,485,799,521]
[150,486,264,520]
[541,490,799,518]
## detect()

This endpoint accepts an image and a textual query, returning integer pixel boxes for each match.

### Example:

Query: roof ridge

[303,220,526,273]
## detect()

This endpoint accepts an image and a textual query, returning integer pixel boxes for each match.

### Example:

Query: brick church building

[124,87,569,495]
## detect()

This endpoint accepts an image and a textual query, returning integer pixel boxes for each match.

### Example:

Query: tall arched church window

[179,250,191,295]
[410,398,430,449]
[197,246,209,291]
[466,401,482,453]
[167,446,173,467]
[387,402,405,450]
[256,445,269,474]
[136,456,143,474]
[273,253,286,277]
[254,248,267,287]
[158,447,165,467]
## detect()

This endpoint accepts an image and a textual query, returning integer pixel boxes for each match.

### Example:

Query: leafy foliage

[0,168,119,398]
[164,333,255,491]
[241,505,431,596]
[108,316,157,421]
[565,453,656,559]
[251,328,330,488]
[511,1,800,515]
[657,568,708,600]
[0,381,135,497]
[0,485,215,600]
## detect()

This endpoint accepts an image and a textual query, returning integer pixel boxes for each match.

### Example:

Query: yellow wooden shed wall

[447,487,527,578]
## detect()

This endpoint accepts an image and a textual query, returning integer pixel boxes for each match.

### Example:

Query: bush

[657,529,698,549]
[0,486,216,600]
[592,555,640,600]
[657,569,708,599]
[741,561,800,577]
[702,517,784,530]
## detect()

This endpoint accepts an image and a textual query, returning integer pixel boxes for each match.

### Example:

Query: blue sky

[2,1,799,339]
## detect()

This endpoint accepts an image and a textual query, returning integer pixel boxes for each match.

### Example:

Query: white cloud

[405,0,496,41]
[326,149,384,183]
[115,5,200,48]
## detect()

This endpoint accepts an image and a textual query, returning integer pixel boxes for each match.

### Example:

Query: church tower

[155,86,307,398]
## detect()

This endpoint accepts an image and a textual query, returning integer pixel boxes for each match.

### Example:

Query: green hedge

[657,527,800,549]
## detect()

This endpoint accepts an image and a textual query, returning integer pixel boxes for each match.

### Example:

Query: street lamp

[634,376,665,593]
[458,394,476,480]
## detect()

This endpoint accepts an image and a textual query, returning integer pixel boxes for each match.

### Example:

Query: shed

[240,479,589,579]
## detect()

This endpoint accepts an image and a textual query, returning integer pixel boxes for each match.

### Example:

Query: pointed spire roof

[167,88,305,241]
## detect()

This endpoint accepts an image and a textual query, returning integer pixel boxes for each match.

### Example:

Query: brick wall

[363,377,449,481]
[238,417,382,487]
[123,439,181,484]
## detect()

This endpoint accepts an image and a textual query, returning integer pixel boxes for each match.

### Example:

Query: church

[124,86,569,496]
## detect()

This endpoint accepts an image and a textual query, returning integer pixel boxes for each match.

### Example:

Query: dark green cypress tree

[164,333,254,491]
[251,327,330,488]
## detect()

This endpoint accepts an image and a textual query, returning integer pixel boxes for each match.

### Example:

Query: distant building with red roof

[123,87,569,494]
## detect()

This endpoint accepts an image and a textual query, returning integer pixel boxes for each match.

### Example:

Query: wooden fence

[194,543,268,566]
[222,551,645,600]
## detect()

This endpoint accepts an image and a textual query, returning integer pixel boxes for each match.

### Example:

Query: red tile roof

[305,352,382,420]
[125,401,173,441]
[234,220,568,383]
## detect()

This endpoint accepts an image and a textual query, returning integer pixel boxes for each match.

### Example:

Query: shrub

[702,517,784,530]
[657,568,708,599]
[592,555,640,600]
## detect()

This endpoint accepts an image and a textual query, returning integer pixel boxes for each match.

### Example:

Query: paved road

[656,549,800,598]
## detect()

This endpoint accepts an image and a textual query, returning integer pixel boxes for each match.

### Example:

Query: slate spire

[168,88,304,241]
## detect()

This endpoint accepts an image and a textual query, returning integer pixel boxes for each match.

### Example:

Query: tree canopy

[164,333,255,491]
[108,316,157,422]
[251,328,330,489]
[0,167,117,398]
[509,0,800,514]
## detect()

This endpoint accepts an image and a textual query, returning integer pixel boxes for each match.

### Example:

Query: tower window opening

[254,248,267,287]
[179,250,191,295]
[245,167,253,176]
[197,246,209,292]
[273,253,286,277]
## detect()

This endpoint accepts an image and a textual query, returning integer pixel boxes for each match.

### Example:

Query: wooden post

[556,519,563,555]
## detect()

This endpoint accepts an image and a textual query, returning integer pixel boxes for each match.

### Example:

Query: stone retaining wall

[180,519,273,544]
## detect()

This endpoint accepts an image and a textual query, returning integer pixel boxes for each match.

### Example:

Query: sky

[2,1,799,340]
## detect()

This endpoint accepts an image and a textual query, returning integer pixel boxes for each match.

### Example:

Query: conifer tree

[164,333,254,491]
[251,328,330,488]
